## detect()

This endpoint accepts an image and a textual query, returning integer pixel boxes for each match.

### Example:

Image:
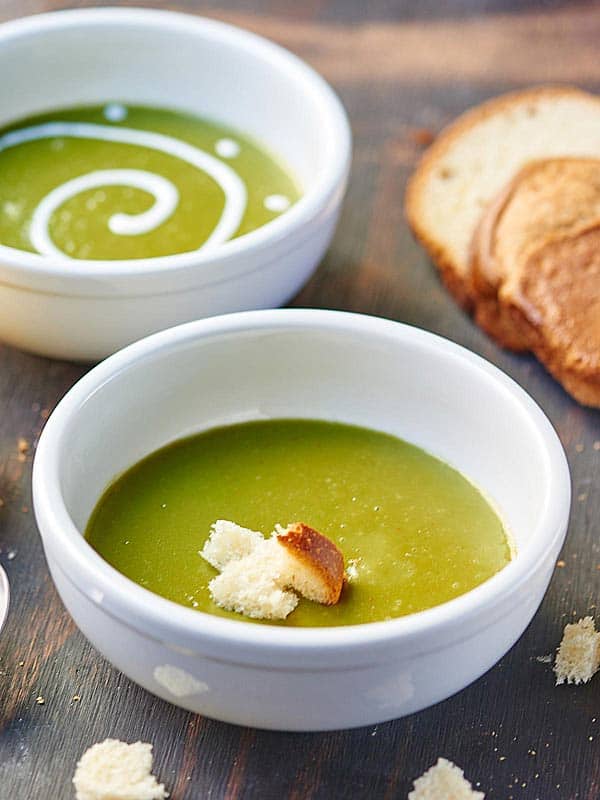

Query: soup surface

[0,104,300,260]
[86,420,511,626]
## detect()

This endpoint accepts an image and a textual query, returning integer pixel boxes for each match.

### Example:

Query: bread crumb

[556,560,565,568]
[554,617,600,685]
[536,654,553,663]
[73,739,168,800]
[35,696,45,705]
[409,758,484,799]
[72,695,81,702]
[575,443,584,453]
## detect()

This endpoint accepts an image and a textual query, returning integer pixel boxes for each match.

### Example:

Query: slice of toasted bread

[405,86,600,307]
[276,522,345,606]
[506,225,600,407]
[470,158,600,350]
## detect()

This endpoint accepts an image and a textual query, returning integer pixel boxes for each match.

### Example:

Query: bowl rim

[0,564,9,635]
[0,7,351,286]
[32,309,571,655]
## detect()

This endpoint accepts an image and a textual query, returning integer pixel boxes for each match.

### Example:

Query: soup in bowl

[0,9,350,360]
[32,310,570,730]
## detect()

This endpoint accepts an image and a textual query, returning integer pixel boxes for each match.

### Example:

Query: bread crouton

[554,616,600,685]
[208,538,298,620]
[73,739,168,800]
[200,520,345,620]
[409,758,484,800]
[200,519,264,571]
[275,522,345,605]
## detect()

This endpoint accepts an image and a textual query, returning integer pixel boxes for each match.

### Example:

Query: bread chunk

[200,519,264,571]
[275,522,345,605]
[554,616,600,685]
[405,86,600,306]
[73,739,168,800]
[208,538,299,620]
[201,520,345,620]
[470,158,600,351]
[409,758,484,800]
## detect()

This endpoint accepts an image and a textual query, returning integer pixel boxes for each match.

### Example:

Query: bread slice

[506,225,600,406]
[405,86,600,307]
[554,616,600,685]
[470,158,600,350]
[409,758,484,800]
[275,522,345,605]
[201,520,345,620]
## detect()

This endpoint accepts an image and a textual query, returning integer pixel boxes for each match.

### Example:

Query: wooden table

[1,2,599,797]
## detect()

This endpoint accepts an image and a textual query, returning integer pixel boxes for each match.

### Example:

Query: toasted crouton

[554,616,600,685]
[201,520,345,620]
[275,522,345,605]
[409,758,484,800]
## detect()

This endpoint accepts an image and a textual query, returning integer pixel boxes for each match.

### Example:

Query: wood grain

[1,2,599,799]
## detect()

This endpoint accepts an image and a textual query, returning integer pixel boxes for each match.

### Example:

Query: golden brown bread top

[473,157,600,297]
[276,522,345,606]
[468,157,600,353]
[514,226,600,382]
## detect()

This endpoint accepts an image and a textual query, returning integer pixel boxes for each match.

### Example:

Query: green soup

[0,104,300,260]
[85,420,511,627]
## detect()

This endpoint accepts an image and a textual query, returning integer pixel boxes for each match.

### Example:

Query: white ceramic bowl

[32,310,570,731]
[0,565,8,635]
[0,9,350,361]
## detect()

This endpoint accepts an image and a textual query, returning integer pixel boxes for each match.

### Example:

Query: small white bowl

[0,565,8,635]
[0,9,350,361]
[32,310,570,731]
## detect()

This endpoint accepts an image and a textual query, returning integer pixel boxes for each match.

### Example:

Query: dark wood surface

[1,1,600,798]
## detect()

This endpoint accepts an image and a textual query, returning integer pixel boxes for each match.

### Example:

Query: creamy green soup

[85,420,511,627]
[0,104,300,260]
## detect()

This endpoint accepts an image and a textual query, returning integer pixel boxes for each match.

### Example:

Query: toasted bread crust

[470,156,600,352]
[508,226,600,407]
[277,522,345,605]
[405,85,598,303]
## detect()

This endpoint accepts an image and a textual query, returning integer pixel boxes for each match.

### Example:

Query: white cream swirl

[0,122,248,259]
